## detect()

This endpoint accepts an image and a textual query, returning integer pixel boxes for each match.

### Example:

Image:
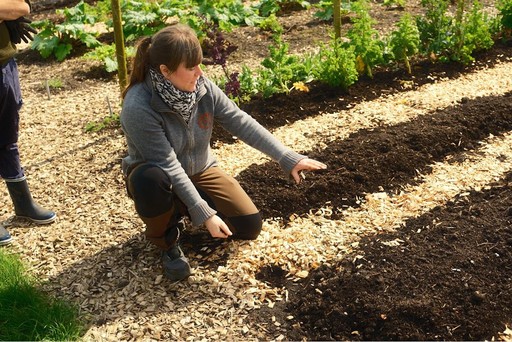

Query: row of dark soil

[237,90,512,221]
[237,42,512,340]
[274,175,512,340]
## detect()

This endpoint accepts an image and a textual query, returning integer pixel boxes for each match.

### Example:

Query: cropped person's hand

[290,157,327,184]
[18,17,36,43]
[205,215,232,238]
[5,17,37,44]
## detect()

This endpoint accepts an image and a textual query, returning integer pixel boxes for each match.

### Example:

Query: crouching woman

[120,23,326,281]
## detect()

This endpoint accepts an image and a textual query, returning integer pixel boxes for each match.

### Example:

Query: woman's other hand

[205,215,233,238]
[290,158,327,184]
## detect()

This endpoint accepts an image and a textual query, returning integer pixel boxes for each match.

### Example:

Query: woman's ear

[159,64,169,76]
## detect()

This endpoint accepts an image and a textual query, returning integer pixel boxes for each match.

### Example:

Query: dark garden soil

[23,0,512,340]
[233,41,512,340]
[258,173,512,341]
[236,43,512,221]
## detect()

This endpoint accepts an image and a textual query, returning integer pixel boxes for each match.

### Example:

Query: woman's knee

[229,212,262,240]
[127,164,169,196]
[127,164,173,217]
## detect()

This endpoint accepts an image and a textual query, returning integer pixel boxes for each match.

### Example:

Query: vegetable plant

[257,0,282,16]
[451,0,494,64]
[201,19,240,97]
[117,0,188,41]
[346,0,385,78]
[383,0,406,8]
[497,0,512,39]
[313,37,358,89]
[416,0,494,64]
[31,0,101,61]
[259,14,284,34]
[83,44,135,73]
[256,0,311,17]
[314,0,352,21]
[416,0,453,61]
[236,65,260,102]
[257,35,311,97]
[195,0,261,32]
[388,13,420,74]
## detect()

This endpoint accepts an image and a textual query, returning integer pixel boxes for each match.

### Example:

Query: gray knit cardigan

[121,75,305,225]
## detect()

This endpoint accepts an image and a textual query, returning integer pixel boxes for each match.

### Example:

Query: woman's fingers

[219,222,233,237]
[291,158,327,184]
[205,215,233,238]
[304,158,327,170]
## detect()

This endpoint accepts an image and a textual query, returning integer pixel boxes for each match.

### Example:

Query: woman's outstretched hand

[205,214,233,238]
[290,158,327,184]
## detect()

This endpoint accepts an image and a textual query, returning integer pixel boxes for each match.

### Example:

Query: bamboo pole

[333,0,341,39]
[111,0,127,94]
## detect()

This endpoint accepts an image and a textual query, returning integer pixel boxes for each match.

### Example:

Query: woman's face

[160,62,203,92]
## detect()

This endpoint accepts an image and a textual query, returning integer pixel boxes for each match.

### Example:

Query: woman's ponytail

[121,36,152,99]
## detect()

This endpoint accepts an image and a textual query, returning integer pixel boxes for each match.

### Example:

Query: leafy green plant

[417,0,494,64]
[237,65,260,100]
[0,250,85,341]
[451,0,494,64]
[257,0,282,16]
[388,13,420,74]
[257,35,311,97]
[195,0,261,32]
[346,0,385,78]
[256,0,311,17]
[313,37,358,89]
[58,0,99,24]
[497,0,512,39]
[259,13,284,34]
[383,0,406,8]
[314,0,352,21]
[31,0,101,61]
[118,0,188,41]
[85,113,120,132]
[45,78,64,89]
[83,44,135,72]
[416,0,453,61]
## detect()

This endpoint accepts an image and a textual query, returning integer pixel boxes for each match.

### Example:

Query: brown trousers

[126,164,262,250]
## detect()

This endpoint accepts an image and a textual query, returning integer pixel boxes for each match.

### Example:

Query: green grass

[0,249,86,341]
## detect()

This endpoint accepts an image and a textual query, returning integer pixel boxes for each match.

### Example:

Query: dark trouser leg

[1,59,54,224]
[1,59,24,180]
[0,59,22,150]
[126,164,191,281]
[0,143,23,180]
[126,163,182,250]
[190,167,262,240]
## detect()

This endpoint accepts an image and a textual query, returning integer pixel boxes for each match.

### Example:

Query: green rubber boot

[5,177,56,224]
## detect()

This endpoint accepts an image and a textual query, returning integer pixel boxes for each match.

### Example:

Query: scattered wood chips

[1,47,511,340]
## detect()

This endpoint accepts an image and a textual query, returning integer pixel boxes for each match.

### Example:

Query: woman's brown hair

[121,24,203,99]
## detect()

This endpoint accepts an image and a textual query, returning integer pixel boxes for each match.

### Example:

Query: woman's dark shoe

[162,245,192,281]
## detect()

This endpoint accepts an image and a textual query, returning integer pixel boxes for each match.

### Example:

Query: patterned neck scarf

[149,68,203,124]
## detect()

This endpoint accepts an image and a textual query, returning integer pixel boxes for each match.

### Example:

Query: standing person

[121,23,327,281]
[0,0,56,246]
